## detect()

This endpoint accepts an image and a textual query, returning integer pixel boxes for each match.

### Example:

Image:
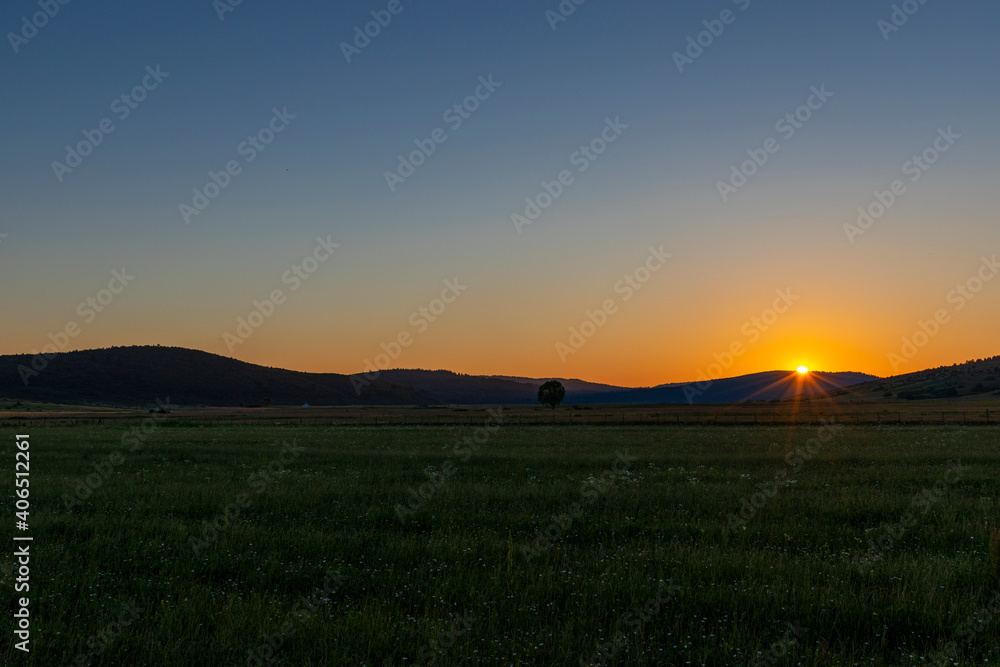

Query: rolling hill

[487,375,629,395]
[0,346,897,407]
[0,346,434,407]
[831,356,1000,401]
[572,370,879,404]
[364,369,565,405]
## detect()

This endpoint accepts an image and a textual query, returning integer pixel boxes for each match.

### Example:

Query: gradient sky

[2,0,998,387]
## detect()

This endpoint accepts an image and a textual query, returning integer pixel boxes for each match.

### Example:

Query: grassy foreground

[2,418,999,665]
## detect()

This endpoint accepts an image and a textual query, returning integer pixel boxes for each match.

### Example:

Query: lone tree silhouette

[538,380,566,410]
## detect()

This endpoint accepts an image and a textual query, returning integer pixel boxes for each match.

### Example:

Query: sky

[1,0,998,387]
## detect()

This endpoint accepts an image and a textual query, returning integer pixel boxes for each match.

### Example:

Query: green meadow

[3,418,999,665]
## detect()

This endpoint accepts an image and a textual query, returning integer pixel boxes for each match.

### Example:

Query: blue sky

[2,0,998,384]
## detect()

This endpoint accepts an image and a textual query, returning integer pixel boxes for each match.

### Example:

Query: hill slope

[372,370,549,404]
[574,370,879,404]
[371,371,629,404]
[1,346,888,407]
[835,357,1000,401]
[1,346,434,407]
[487,376,628,395]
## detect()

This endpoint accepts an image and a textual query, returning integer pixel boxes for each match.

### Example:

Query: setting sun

[797,366,810,374]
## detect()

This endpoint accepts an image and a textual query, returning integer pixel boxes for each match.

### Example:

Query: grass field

[3,398,999,429]
[3,415,999,665]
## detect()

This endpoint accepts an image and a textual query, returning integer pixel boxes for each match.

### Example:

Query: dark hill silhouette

[0,346,891,407]
[487,375,628,395]
[371,370,553,404]
[0,346,433,407]
[834,356,1000,401]
[573,370,879,404]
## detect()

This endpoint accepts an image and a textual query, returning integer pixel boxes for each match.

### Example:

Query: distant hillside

[0,346,434,407]
[0,347,616,407]
[371,370,548,404]
[0,346,916,408]
[488,375,628,395]
[837,357,1000,401]
[574,370,879,404]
